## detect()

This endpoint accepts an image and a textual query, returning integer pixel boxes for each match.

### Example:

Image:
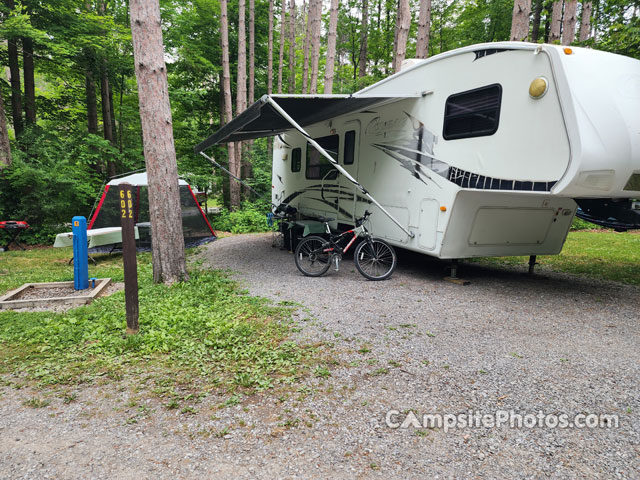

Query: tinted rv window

[306,134,339,180]
[443,84,502,140]
[291,148,301,172]
[344,130,356,165]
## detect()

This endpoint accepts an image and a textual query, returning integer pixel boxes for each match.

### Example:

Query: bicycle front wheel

[294,236,331,277]
[354,238,397,281]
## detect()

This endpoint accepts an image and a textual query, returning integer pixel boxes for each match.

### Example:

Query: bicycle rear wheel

[354,238,397,281]
[294,236,331,277]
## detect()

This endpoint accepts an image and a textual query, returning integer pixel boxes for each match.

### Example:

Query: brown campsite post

[119,182,139,334]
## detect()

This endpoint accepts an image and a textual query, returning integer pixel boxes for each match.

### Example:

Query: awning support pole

[265,96,415,239]
[199,151,262,199]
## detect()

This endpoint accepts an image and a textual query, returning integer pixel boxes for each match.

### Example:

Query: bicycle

[294,211,397,281]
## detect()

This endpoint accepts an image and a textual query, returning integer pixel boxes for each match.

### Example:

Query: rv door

[338,121,361,225]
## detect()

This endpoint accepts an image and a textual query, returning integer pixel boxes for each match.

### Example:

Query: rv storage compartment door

[418,199,439,250]
[468,208,554,246]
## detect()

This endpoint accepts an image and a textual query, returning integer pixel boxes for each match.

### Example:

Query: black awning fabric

[194,94,404,153]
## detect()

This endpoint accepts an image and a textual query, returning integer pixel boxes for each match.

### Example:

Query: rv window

[306,134,339,180]
[344,130,356,165]
[291,148,301,172]
[443,84,502,140]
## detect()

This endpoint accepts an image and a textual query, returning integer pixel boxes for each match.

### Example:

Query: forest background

[0,0,638,242]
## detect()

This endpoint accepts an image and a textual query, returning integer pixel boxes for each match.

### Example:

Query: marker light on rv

[440,206,447,212]
[563,47,573,55]
[529,77,549,99]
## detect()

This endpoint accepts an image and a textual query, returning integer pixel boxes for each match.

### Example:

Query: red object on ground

[0,221,30,251]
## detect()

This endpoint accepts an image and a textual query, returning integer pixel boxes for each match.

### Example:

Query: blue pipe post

[72,216,89,290]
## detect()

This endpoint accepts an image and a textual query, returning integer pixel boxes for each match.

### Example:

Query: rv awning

[194,94,417,152]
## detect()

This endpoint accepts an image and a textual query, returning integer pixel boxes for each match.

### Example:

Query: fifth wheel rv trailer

[195,42,640,261]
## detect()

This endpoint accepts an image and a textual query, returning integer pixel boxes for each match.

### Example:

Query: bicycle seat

[315,216,335,223]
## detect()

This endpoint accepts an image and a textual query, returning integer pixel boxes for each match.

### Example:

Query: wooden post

[119,183,139,334]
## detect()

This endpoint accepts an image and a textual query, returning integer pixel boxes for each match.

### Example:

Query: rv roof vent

[400,58,423,71]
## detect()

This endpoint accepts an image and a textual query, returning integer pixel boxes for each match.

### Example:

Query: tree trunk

[109,83,118,145]
[101,64,116,177]
[288,0,296,94]
[130,0,188,284]
[302,1,311,94]
[324,0,339,94]
[22,36,36,125]
[221,0,237,212]
[5,6,23,137]
[278,0,286,94]
[309,0,322,94]
[562,0,578,45]
[0,88,11,169]
[359,0,369,77]
[531,0,544,42]
[510,0,531,41]
[549,1,563,43]
[268,0,274,95]
[236,0,249,201]
[392,0,410,73]
[416,0,431,58]
[85,69,99,135]
[249,0,255,105]
[579,1,592,42]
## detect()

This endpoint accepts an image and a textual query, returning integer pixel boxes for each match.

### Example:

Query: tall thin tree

[510,0,532,41]
[130,0,188,283]
[234,0,247,208]
[5,0,22,137]
[22,36,36,125]
[531,0,544,42]
[278,0,286,94]
[392,0,411,73]
[249,0,255,105]
[562,0,578,45]
[302,1,311,93]
[358,0,369,78]
[288,0,296,93]
[309,0,322,94]
[324,0,339,94]
[268,0,274,95]
[0,88,11,169]
[416,0,431,58]
[579,1,592,42]
[549,1,563,43]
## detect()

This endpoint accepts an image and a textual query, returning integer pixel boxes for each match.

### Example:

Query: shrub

[211,203,270,234]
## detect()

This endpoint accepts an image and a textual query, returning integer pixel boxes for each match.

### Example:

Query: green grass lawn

[0,248,313,401]
[474,230,640,286]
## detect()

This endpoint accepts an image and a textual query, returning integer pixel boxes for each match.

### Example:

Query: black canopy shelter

[194,94,414,151]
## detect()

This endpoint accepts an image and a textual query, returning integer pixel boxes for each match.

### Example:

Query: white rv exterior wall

[273,42,640,259]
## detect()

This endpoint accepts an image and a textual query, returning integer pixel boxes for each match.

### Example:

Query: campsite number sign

[118,182,139,335]
[120,189,134,219]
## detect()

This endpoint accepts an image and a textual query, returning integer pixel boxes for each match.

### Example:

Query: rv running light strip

[199,151,263,199]
[265,96,415,239]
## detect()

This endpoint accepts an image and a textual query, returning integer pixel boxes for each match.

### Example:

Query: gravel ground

[1,233,638,479]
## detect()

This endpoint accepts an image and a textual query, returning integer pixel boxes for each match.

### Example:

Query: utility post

[119,183,139,334]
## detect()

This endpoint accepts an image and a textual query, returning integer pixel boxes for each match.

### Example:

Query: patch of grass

[24,397,50,408]
[472,231,640,285]
[0,249,312,399]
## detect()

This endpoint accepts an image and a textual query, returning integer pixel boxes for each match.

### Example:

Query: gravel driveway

[1,233,639,479]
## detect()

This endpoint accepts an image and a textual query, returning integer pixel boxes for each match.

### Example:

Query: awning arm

[199,151,263,199]
[265,96,415,239]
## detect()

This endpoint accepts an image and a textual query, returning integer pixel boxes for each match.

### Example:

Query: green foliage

[0,129,112,244]
[0,249,310,392]
[212,202,270,233]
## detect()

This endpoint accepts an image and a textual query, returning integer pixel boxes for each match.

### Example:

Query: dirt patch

[4,282,123,313]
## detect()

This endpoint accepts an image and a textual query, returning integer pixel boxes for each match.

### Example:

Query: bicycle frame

[321,222,368,258]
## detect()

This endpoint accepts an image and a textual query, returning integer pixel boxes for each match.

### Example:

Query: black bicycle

[294,211,397,281]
